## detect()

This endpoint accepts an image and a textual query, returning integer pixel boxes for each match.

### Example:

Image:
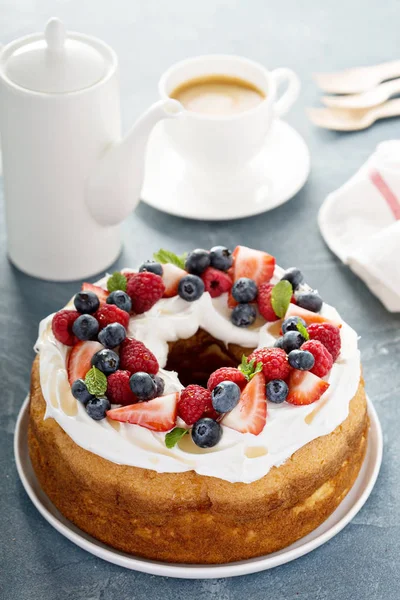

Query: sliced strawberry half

[228,246,276,307]
[222,372,266,435]
[285,303,342,328]
[67,340,103,386]
[82,282,109,305]
[286,369,330,406]
[106,392,178,432]
[162,263,187,298]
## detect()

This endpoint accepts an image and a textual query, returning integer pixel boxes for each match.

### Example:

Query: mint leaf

[153,249,186,270]
[107,271,127,293]
[165,427,189,448]
[238,355,263,381]
[271,280,293,318]
[85,366,107,396]
[297,322,309,340]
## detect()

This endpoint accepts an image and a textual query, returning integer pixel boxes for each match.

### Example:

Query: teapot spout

[86,99,183,227]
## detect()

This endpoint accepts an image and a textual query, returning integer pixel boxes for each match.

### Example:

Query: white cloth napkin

[318,140,400,312]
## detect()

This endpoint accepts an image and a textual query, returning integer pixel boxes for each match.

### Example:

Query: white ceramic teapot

[0,18,182,281]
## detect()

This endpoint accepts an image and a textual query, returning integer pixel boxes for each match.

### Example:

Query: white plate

[15,395,382,579]
[141,119,311,220]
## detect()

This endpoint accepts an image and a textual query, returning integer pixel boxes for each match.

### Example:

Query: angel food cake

[28,245,368,564]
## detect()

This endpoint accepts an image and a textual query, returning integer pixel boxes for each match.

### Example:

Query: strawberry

[67,340,103,386]
[285,303,342,328]
[162,263,187,298]
[106,392,178,431]
[229,245,275,307]
[81,282,109,305]
[201,267,233,298]
[286,369,330,406]
[222,372,266,435]
[257,282,279,322]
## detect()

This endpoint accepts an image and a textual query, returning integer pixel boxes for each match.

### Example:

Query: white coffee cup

[159,55,300,172]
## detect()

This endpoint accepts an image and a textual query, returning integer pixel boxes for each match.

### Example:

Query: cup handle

[270,68,300,117]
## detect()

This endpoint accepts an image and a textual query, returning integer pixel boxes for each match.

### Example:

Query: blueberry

[178,275,205,302]
[71,379,94,405]
[74,290,100,314]
[86,396,111,420]
[281,267,304,291]
[296,291,323,313]
[129,372,157,401]
[231,303,257,327]
[151,375,165,397]
[282,330,306,353]
[91,348,119,374]
[139,261,163,276]
[98,323,126,348]
[282,316,307,334]
[185,249,210,275]
[106,290,132,313]
[288,349,315,370]
[209,246,233,271]
[192,418,222,448]
[266,379,288,403]
[212,381,241,413]
[274,337,284,349]
[72,314,99,341]
[231,277,258,303]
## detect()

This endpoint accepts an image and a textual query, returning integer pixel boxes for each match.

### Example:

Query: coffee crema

[170,74,265,116]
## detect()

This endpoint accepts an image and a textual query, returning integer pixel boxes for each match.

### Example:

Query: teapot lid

[3,18,110,93]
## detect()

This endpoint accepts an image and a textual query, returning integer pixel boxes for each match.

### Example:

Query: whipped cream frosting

[35,266,361,484]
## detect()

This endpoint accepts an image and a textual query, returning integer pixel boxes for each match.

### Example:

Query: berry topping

[192,418,222,448]
[72,314,99,341]
[231,277,258,303]
[127,272,165,314]
[106,290,132,313]
[266,379,288,404]
[178,384,214,425]
[139,260,163,276]
[274,337,284,349]
[52,309,79,346]
[119,338,159,375]
[207,367,247,392]
[281,267,304,290]
[185,249,210,275]
[106,370,138,405]
[222,372,266,435]
[162,263,187,298]
[129,372,157,401]
[152,375,165,397]
[286,370,330,405]
[211,381,241,413]
[67,341,103,385]
[86,397,111,420]
[249,347,291,382]
[232,245,276,287]
[81,283,109,305]
[91,348,120,375]
[209,245,233,271]
[98,322,126,348]
[307,323,341,362]
[95,304,130,330]
[71,379,94,405]
[282,315,307,334]
[281,330,307,353]
[107,392,179,431]
[231,303,257,327]
[288,349,315,371]
[178,274,205,302]
[285,303,342,328]
[201,267,233,298]
[301,339,334,377]
[257,282,279,322]
[74,290,100,314]
[296,291,323,313]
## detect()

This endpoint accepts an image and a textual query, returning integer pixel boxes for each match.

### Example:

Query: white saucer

[141,119,311,220]
[15,395,382,579]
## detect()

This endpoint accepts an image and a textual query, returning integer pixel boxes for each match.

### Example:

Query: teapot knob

[45,18,66,53]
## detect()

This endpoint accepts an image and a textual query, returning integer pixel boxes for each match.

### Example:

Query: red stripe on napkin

[369,168,400,220]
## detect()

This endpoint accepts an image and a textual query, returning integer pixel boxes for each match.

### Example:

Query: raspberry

[307,323,341,361]
[301,340,333,378]
[127,272,165,314]
[107,370,137,405]
[119,338,159,375]
[207,367,247,391]
[95,304,130,330]
[52,310,79,346]
[257,283,279,322]
[249,347,291,382]
[201,267,232,298]
[178,385,215,425]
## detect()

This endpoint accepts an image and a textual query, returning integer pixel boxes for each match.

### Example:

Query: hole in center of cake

[165,328,254,388]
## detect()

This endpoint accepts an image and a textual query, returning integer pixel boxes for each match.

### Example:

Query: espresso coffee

[170,75,265,116]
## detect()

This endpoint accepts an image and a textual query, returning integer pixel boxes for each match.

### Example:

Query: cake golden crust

[28,356,368,564]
